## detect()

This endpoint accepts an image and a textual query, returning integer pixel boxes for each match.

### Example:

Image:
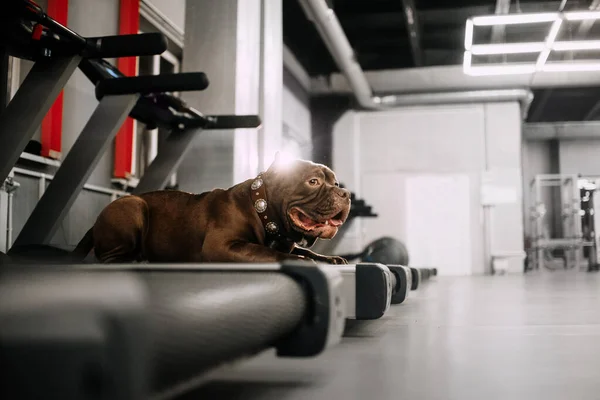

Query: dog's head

[263,153,351,246]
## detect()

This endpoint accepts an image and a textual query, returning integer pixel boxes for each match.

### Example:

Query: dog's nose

[335,188,350,199]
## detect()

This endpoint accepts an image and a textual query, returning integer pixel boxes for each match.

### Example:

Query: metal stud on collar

[265,221,279,234]
[254,199,267,213]
[251,178,263,190]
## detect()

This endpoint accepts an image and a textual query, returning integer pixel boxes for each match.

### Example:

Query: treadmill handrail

[3,0,167,60]
[94,73,210,98]
[79,58,262,131]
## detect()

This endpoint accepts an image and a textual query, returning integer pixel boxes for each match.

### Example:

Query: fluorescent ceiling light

[465,19,473,51]
[463,11,600,75]
[546,19,563,44]
[536,19,563,70]
[564,11,600,21]
[536,50,551,70]
[465,64,537,76]
[470,42,545,55]
[553,40,600,51]
[471,13,557,26]
[463,52,536,75]
[542,62,600,72]
[463,51,472,69]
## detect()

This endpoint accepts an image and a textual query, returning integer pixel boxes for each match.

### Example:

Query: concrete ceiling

[283,0,600,122]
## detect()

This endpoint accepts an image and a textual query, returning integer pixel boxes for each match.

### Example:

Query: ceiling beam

[524,121,600,140]
[339,3,568,29]
[400,0,422,66]
[338,1,591,30]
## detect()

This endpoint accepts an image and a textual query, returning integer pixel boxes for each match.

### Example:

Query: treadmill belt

[139,271,307,395]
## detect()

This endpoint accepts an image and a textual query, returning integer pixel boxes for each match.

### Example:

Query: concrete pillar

[259,0,283,170]
[483,102,526,274]
[180,0,282,193]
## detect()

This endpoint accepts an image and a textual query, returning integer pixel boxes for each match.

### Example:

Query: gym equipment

[0,0,168,184]
[339,263,413,320]
[409,267,441,290]
[7,27,260,250]
[528,174,594,271]
[78,58,261,195]
[11,61,203,249]
[341,236,410,266]
[341,236,438,284]
[580,182,600,272]
[0,261,346,399]
[339,263,392,320]
[387,264,412,304]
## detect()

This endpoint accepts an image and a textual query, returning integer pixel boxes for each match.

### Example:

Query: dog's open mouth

[289,207,345,232]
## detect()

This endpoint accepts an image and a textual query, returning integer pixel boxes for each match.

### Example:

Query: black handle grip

[95,72,209,99]
[205,115,262,130]
[86,32,168,58]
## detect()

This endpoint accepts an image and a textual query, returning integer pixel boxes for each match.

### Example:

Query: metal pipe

[298,0,534,118]
[297,0,374,109]
[374,89,534,119]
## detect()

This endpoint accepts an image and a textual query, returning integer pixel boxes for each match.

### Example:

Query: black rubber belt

[141,271,307,396]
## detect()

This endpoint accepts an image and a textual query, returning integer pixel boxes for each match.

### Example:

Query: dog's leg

[93,196,148,263]
[95,245,138,263]
[292,247,348,265]
[202,237,310,263]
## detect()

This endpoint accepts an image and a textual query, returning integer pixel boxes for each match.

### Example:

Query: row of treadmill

[0,1,438,399]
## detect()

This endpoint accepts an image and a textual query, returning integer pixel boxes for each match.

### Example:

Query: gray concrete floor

[183,272,600,400]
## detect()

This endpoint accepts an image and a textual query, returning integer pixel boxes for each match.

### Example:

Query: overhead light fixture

[463,52,537,76]
[470,42,545,55]
[469,40,600,55]
[564,11,600,21]
[552,40,600,51]
[464,19,473,51]
[465,64,537,76]
[542,62,600,71]
[464,10,600,75]
[471,13,558,26]
[536,19,563,70]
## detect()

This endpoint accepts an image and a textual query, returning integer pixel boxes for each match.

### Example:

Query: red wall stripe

[41,0,69,159]
[113,0,140,179]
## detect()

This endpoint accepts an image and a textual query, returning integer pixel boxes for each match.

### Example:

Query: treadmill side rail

[276,261,346,357]
[0,269,150,400]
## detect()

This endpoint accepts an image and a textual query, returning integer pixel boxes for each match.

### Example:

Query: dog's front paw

[295,255,318,265]
[325,256,348,265]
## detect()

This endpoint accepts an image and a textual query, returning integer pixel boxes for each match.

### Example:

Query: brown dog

[74,156,351,264]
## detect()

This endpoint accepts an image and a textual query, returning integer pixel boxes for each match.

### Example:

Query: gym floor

[183,272,600,400]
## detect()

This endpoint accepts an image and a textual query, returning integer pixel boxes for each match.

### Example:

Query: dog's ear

[267,151,282,171]
[267,151,296,173]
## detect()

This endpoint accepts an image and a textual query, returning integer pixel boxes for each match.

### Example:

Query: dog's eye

[308,178,319,186]
[334,182,339,187]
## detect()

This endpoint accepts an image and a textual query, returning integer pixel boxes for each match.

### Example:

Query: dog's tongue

[298,213,319,228]
[296,210,343,230]
[328,218,343,227]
